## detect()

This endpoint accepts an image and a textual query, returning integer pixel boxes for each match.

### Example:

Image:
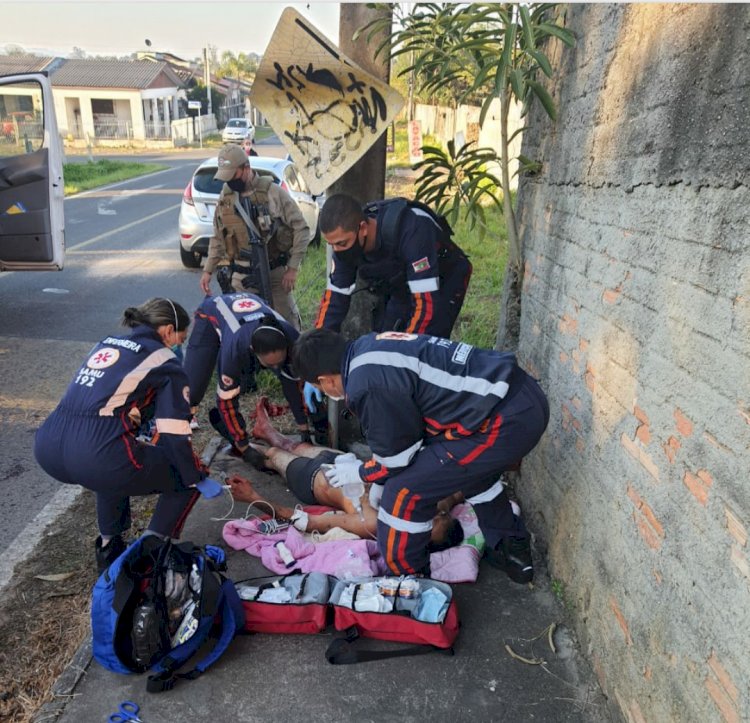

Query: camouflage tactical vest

[215,176,291,262]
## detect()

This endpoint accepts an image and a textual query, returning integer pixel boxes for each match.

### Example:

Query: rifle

[233,195,274,306]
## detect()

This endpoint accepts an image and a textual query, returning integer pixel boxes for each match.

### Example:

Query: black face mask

[336,233,365,266]
[227,177,245,192]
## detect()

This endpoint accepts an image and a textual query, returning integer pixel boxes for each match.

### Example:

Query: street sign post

[188,100,202,148]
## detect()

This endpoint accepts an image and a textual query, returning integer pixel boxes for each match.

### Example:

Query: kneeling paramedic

[34,299,205,572]
[292,329,550,583]
[183,292,328,459]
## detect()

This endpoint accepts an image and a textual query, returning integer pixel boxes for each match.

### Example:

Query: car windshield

[192,167,279,196]
[227,120,247,128]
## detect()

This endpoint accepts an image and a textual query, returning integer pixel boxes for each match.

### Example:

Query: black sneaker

[95,534,125,573]
[485,536,534,584]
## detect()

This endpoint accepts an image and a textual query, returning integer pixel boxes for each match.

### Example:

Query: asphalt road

[0,142,284,554]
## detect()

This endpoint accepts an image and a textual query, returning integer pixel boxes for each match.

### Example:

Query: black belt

[231,252,288,273]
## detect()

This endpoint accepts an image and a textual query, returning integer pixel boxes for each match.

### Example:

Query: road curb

[0,485,82,595]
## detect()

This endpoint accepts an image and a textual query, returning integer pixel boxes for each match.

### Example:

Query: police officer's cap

[215,144,249,181]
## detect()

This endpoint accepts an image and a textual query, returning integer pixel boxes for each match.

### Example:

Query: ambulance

[0,73,64,271]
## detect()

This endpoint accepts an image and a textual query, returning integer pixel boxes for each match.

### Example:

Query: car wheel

[180,243,202,268]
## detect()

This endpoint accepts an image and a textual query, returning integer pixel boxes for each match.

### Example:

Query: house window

[91,99,115,115]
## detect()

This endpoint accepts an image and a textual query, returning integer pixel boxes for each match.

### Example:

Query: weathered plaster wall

[516,5,750,722]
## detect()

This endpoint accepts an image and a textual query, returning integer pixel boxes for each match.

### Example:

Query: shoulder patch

[412,256,431,273]
[87,347,120,369]
[376,332,418,342]
[232,297,262,314]
[221,374,235,387]
[451,342,473,365]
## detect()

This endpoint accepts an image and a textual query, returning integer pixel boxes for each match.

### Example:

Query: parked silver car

[221,118,255,144]
[178,156,322,268]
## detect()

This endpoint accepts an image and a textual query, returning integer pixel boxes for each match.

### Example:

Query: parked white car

[178,156,322,268]
[221,118,255,144]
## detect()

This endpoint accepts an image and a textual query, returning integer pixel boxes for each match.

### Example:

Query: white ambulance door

[0,73,65,271]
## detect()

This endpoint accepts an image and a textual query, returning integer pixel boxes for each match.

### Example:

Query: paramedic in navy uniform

[314,193,472,338]
[34,299,205,572]
[183,292,327,456]
[292,328,550,584]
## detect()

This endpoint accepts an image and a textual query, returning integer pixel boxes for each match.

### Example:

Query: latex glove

[303,382,324,412]
[368,483,384,510]
[196,478,224,499]
[334,452,358,465]
[324,457,363,488]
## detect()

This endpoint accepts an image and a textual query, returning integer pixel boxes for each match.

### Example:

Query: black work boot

[95,534,125,573]
[485,536,534,584]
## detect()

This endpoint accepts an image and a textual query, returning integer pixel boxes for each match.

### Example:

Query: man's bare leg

[226,476,376,538]
[251,397,297,451]
[251,397,339,456]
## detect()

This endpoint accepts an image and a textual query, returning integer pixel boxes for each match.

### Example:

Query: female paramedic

[182,292,328,464]
[34,298,205,572]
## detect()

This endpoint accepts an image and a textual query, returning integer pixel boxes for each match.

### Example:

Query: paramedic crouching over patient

[292,328,550,583]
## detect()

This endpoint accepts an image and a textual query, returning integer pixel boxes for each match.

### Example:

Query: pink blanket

[223,502,485,583]
[223,519,387,578]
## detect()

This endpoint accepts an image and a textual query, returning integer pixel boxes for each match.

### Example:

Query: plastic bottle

[342,480,365,521]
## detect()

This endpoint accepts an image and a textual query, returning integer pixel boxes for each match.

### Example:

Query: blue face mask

[171,344,184,361]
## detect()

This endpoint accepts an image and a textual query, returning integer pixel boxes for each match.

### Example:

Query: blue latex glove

[196,477,224,499]
[323,456,363,488]
[303,381,324,412]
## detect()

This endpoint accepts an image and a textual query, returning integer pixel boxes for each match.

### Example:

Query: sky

[0,1,341,60]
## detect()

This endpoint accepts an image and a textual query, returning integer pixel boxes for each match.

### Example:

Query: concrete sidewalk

[40,446,610,723]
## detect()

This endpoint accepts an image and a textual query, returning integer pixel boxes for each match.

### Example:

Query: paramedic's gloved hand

[323,454,363,488]
[368,483,384,511]
[196,478,224,499]
[303,382,323,412]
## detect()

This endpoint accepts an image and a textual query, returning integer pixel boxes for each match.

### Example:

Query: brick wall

[516,5,750,722]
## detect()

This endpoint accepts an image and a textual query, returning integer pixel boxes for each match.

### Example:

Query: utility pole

[204,46,212,118]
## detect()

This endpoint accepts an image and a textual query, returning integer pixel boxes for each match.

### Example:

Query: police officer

[315,193,472,338]
[292,328,550,584]
[183,292,328,459]
[34,299,205,572]
[200,144,311,330]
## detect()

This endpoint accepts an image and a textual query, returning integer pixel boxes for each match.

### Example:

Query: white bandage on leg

[290,508,309,532]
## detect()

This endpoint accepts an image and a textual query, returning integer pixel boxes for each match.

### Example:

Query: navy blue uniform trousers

[34,414,199,538]
[376,369,549,575]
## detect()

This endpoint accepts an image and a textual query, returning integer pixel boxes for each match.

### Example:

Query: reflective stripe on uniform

[349,351,510,399]
[326,280,357,296]
[372,439,423,468]
[155,418,193,435]
[217,385,240,400]
[99,347,174,416]
[465,479,504,506]
[410,207,442,230]
[215,297,241,333]
[378,507,434,533]
[408,277,439,293]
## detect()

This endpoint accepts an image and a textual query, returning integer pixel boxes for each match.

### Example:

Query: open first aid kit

[236,573,459,663]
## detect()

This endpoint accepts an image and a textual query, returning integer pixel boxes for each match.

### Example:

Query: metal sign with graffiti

[250,7,404,196]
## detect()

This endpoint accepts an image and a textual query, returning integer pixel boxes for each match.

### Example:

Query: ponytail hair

[121,298,190,332]
[250,314,290,355]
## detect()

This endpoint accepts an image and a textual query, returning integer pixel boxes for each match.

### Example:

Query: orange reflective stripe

[406,293,423,333]
[315,290,332,328]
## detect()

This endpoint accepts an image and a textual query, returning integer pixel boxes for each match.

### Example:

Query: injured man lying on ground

[219,397,493,583]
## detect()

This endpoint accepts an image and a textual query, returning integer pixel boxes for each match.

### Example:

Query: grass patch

[63,159,166,195]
